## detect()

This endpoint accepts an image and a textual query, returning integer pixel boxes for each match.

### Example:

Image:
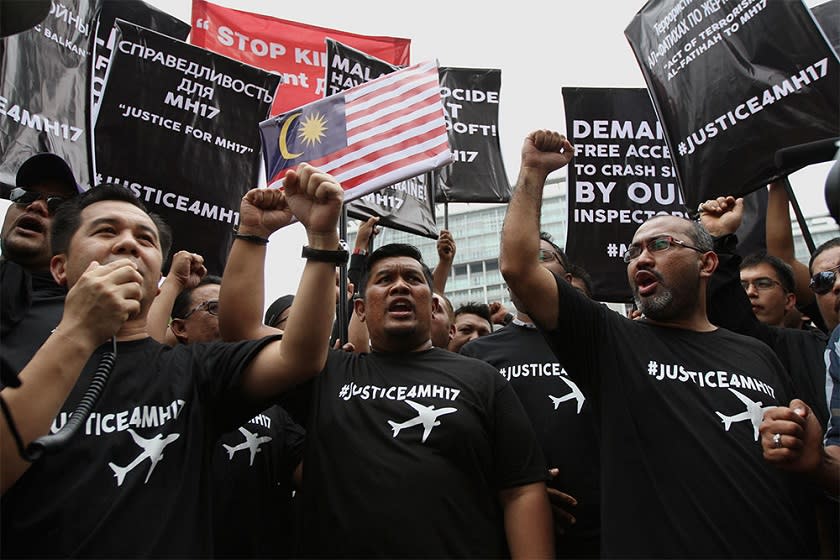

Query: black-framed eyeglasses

[623,235,705,263]
[740,277,782,291]
[538,249,558,263]
[182,299,219,318]
[809,264,840,295]
[9,187,71,214]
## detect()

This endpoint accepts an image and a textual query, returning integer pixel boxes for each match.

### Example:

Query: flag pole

[781,176,816,254]
[338,204,349,345]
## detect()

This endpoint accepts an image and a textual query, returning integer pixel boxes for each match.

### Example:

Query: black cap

[264,294,294,327]
[0,0,51,38]
[16,153,80,195]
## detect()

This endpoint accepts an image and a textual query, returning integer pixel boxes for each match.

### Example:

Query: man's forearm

[501,167,547,281]
[219,237,274,341]
[500,482,554,559]
[1,330,98,493]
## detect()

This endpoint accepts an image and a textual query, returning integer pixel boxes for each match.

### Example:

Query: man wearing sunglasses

[1,153,81,387]
[501,130,815,557]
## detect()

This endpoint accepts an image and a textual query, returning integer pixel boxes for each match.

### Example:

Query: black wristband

[302,244,349,264]
[233,232,269,245]
[502,312,514,326]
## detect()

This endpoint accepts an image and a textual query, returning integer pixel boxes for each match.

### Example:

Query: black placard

[94,20,280,274]
[435,68,510,203]
[625,0,840,208]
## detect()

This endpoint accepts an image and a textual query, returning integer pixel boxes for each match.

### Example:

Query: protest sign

[436,67,510,203]
[94,20,280,274]
[563,87,688,302]
[625,0,840,207]
[0,0,94,189]
[190,0,410,114]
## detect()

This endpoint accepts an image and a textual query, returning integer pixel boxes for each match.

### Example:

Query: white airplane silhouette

[222,427,273,466]
[108,429,180,486]
[548,376,586,414]
[715,388,774,441]
[388,400,458,443]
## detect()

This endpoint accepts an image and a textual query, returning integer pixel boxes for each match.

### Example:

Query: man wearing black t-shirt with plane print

[501,129,816,557]
[220,184,552,557]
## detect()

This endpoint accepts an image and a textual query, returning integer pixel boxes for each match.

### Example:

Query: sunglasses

[809,264,840,295]
[182,299,219,318]
[740,277,782,292]
[623,235,704,263]
[10,187,71,214]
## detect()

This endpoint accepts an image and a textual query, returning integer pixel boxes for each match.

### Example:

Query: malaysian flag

[259,60,453,202]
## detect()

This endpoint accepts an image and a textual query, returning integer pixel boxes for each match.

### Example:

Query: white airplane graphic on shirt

[715,388,774,441]
[548,376,586,414]
[108,429,180,486]
[222,427,273,466]
[388,400,458,443]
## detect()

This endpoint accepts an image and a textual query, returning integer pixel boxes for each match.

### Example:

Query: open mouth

[388,299,414,317]
[14,215,45,235]
[634,270,659,297]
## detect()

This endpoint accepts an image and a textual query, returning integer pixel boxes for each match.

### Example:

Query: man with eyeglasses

[501,129,816,557]
[1,153,81,388]
[759,237,840,498]
[739,253,798,327]
[169,275,222,345]
[164,274,305,558]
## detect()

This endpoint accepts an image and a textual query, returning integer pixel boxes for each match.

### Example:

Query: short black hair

[809,237,840,273]
[51,183,172,260]
[359,243,434,297]
[568,263,594,298]
[171,275,221,319]
[453,302,492,328]
[539,231,571,271]
[741,252,795,294]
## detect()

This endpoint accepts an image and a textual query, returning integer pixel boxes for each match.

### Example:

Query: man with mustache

[500,129,816,557]
[220,190,552,557]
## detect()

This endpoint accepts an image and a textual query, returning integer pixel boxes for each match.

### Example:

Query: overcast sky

[2,0,835,305]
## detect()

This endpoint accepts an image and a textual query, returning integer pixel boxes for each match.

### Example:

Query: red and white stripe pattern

[270,60,453,202]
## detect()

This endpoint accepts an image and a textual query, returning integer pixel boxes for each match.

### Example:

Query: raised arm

[146,251,206,343]
[432,229,455,294]
[234,164,345,397]
[1,259,142,493]
[500,130,573,330]
[766,181,814,307]
[219,187,295,342]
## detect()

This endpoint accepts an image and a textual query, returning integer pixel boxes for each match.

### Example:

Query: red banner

[190,0,411,114]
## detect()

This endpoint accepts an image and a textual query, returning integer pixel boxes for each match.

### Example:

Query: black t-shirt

[0,262,67,387]
[460,322,601,544]
[212,405,305,558]
[1,336,277,558]
[539,276,815,558]
[282,347,547,558]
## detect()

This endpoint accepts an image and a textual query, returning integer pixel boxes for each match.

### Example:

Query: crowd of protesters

[1,129,839,558]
